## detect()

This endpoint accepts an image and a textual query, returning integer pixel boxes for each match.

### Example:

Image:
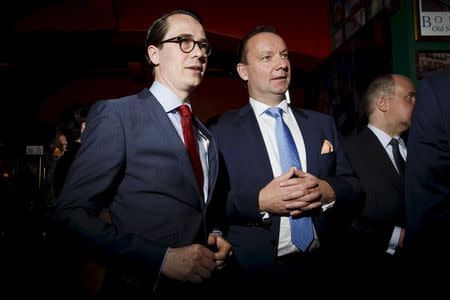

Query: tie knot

[265,107,283,119]
[389,138,399,147]
[178,104,192,118]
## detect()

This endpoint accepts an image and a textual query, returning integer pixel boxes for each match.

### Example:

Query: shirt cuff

[211,229,223,236]
[153,248,169,293]
[321,201,335,212]
[386,226,401,255]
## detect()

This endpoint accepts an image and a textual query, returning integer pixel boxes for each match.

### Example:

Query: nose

[192,42,206,58]
[275,55,288,71]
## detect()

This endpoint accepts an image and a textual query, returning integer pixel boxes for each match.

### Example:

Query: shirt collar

[149,81,192,113]
[249,98,289,117]
[367,124,404,149]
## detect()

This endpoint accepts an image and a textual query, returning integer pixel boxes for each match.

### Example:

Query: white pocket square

[321,139,334,154]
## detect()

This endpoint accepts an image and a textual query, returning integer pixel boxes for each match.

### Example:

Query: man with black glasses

[54,8,231,297]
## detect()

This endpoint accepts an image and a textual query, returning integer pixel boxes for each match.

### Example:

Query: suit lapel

[194,118,218,206]
[291,108,321,175]
[361,128,404,194]
[138,89,203,208]
[239,104,275,180]
[239,104,282,240]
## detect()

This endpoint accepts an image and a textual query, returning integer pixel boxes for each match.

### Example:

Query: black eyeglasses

[159,35,212,57]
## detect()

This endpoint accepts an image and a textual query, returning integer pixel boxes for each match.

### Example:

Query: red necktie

[178,104,204,192]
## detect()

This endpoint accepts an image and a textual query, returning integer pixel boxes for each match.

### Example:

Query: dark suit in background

[343,127,405,255]
[405,68,450,283]
[342,74,415,290]
[53,104,89,198]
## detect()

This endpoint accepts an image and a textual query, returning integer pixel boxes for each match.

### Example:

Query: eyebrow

[260,48,288,54]
[177,33,208,42]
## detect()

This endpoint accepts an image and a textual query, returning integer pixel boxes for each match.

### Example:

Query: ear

[147,45,160,66]
[375,96,389,112]
[236,63,248,81]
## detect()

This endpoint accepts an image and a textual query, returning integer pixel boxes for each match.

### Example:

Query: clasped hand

[259,167,323,216]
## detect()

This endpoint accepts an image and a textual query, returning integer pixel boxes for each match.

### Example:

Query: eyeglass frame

[158,35,212,57]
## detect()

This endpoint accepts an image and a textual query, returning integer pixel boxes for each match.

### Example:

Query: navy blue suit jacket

[54,88,219,288]
[208,103,361,273]
[405,68,450,253]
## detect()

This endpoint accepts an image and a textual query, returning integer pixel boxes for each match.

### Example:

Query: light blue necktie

[265,107,313,252]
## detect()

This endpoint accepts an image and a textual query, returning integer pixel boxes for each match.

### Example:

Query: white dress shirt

[150,81,209,201]
[250,98,319,256]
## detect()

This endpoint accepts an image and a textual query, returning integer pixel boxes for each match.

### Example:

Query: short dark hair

[59,104,90,143]
[362,74,395,117]
[144,8,204,66]
[238,25,277,64]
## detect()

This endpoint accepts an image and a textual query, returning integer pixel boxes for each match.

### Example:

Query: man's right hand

[161,244,216,283]
[259,167,321,215]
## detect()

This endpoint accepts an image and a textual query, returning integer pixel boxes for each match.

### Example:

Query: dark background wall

[1,0,331,149]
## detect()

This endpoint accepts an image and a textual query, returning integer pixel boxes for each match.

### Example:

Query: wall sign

[414,0,450,40]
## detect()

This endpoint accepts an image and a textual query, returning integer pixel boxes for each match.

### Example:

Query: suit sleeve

[207,118,265,224]
[53,100,166,286]
[209,137,263,225]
